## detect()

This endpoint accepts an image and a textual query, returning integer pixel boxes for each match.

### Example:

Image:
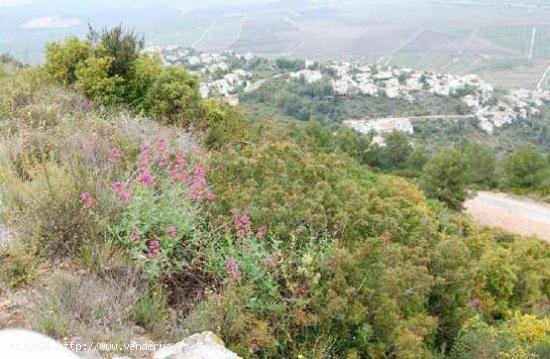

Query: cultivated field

[3,0,550,88]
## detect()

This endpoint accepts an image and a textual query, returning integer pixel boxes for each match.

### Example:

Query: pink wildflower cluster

[109,147,121,162]
[138,171,155,186]
[155,138,170,167]
[166,226,177,237]
[231,209,252,238]
[146,239,161,259]
[112,181,131,204]
[130,229,139,243]
[80,192,94,209]
[170,151,188,183]
[470,297,480,309]
[136,143,156,186]
[189,166,207,201]
[138,143,152,169]
[225,259,241,279]
[256,224,268,239]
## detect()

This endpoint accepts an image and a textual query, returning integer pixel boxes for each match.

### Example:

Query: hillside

[149,46,550,155]
[0,30,549,358]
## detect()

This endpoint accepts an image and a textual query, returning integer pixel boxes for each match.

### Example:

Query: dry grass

[0,63,187,348]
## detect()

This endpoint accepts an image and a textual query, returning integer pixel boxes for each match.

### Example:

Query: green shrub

[88,24,144,79]
[503,144,549,191]
[209,121,434,246]
[461,143,497,187]
[0,247,37,288]
[109,138,209,280]
[309,240,437,357]
[365,131,413,170]
[127,54,163,107]
[75,56,124,106]
[141,66,202,125]
[44,37,92,85]
[132,290,170,337]
[421,147,469,210]
[200,99,251,149]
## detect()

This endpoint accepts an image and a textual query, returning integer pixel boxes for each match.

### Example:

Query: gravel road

[465,191,550,242]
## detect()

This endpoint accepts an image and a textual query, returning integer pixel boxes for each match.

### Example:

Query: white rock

[0,329,79,359]
[0,224,11,251]
[154,331,241,359]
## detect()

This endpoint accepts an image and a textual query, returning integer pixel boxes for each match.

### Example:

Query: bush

[503,144,549,191]
[310,240,437,357]
[44,37,92,85]
[30,272,143,347]
[109,138,211,280]
[200,99,251,149]
[88,24,144,79]
[75,56,124,106]
[0,247,37,289]
[365,131,413,170]
[421,147,469,209]
[141,66,202,125]
[43,26,202,126]
[127,54,163,107]
[276,58,305,72]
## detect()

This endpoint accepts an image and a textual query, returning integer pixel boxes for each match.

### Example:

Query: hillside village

[147,46,550,139]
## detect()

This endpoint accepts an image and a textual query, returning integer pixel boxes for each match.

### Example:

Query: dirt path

[465,191,550,242]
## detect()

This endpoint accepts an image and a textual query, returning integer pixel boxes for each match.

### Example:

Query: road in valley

[465,191,550,242]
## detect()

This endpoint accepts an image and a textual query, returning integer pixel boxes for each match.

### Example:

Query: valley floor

[465,191,550,242]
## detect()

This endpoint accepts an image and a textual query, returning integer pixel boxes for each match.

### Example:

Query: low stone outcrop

[153,331,242,359]
[0,329,79,359]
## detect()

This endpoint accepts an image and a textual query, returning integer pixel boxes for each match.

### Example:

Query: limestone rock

[0,224,12,252]
[153,331,241,359]
[0,329,79,359]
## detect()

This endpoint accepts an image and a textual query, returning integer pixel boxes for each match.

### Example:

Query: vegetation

[43,25,201,124]
[0,29,548,358]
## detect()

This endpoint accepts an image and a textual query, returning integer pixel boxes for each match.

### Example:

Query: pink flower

[175,150,186,166]
[471,298,480,309]
[156,138,170,167]
[145,238,161,259]
[225,259,241,279]
[206,191,216,203]
[166,226,177,237]
[138,143,152,169]
[231,209,251,238]
[118,191,131,204]
[188,166,207,201]
[112,181,131,203]
[112,181,123,193]
[170,151,189,182]
[156,138,168,153]
[80,191,94,209]
[130,229,139,243]
[138,171,154,186]
[256,224,268,239]
[110,148,121,162]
